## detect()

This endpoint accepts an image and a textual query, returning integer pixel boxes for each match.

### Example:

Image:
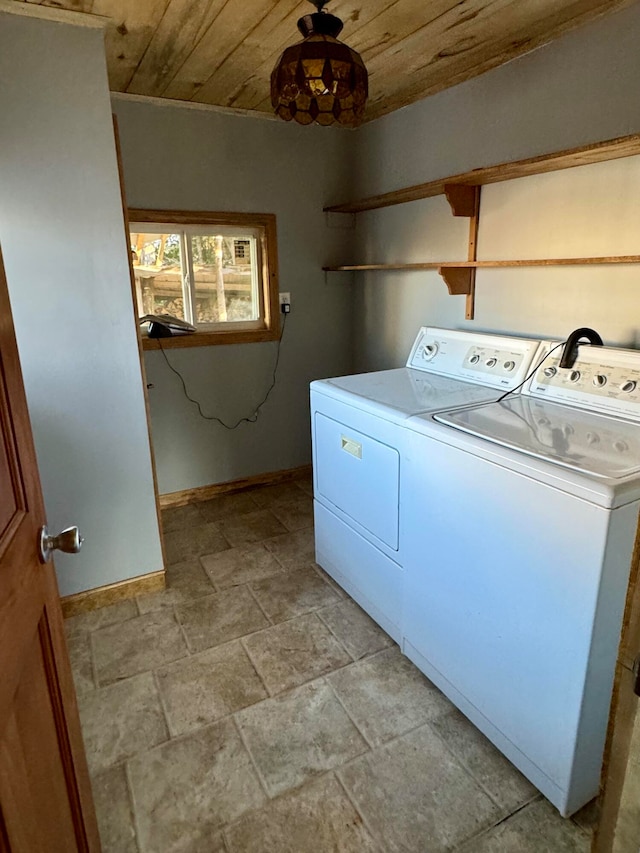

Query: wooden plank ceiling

[20,0,634,122]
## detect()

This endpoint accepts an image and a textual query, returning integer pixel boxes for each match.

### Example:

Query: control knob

[569,370,581,383]
[621,380,637,393]
[503,360,516,371]
[614,440,629,453]
[586,432,600,445]
[486,358,497,368]
[543,367,557,378]
[593,374,607,387]
[469,354,480,364]
[423,343,438,360]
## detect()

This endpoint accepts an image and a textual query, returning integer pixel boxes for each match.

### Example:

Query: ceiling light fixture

[270,0,368,128]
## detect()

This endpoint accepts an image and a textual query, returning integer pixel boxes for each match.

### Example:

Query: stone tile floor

[65,476,597,852]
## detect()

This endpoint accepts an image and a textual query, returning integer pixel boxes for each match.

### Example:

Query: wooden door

[0,246,100,851]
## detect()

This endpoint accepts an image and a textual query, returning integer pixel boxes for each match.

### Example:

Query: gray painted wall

[349,1,640,372]
[112,98,355,494]
[0,13,163,596]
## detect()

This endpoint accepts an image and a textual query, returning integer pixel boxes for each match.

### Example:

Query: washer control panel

[406,327,542,390]
[526,343,640,421]
[464,346,524,378]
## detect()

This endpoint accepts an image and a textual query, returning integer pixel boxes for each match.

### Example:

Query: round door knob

[39,525,84,564]
[621,380,637,393]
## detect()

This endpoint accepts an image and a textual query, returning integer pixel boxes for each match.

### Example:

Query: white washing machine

[310,327,543,643]
[402,341,640,816]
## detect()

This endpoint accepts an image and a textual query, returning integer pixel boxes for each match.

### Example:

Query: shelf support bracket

[441,184,481,319]
[438,266,474,296]
[444,183,479,218]
[465,185,481,319]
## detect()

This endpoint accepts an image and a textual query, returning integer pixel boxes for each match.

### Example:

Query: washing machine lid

[314,368,502,419]
[433,396,640,479]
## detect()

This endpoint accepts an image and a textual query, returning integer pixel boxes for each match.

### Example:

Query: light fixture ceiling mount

[270,0,368,127]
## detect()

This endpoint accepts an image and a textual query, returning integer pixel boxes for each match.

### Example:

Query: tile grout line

[424,713,538,819]
[244,583,275,626]
[238,636,275,698]
[315,607,357,663]
[150,668,177,741]
[448,795,544,852]
[231,714,273,801]
[87,630,99,692]
[324,678,377,750]
[172,602,196,655]
[123,759,144,853]
[333,770,387,853]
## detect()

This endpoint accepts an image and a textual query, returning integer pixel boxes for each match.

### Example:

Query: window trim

[129,209,280,349]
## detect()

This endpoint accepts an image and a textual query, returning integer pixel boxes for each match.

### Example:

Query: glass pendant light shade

[271,2,368,127]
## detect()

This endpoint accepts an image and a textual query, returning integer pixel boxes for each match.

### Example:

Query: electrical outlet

[279,292,291,308]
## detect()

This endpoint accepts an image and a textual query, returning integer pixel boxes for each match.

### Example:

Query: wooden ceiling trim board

[3,0,104,26]
[126,0,228,97]
[366,0,635,118]
[160,0,282,102]
[23,0,94,12]
[91,0,172,92]
[111,90,281,121]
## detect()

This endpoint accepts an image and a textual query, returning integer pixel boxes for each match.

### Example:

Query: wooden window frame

[129,209,280,350]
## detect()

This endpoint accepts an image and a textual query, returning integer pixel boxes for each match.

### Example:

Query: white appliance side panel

[403,640,568,814]
[568,499,639,811]
[313,412,400,550]
[314,501,402,640]
[402,433,625,800]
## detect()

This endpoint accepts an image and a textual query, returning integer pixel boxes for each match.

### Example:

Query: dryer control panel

[406,327,542,390]
[526,343,640,422]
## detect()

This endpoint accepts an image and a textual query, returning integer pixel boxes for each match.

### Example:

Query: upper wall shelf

[324,134,640,214]
[323,133,640,320]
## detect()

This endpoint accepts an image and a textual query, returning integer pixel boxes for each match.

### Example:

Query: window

[129,210,279,348]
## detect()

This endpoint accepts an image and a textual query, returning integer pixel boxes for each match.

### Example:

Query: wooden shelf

[324,255,640,320]
[322,134,640,320]
[324,134,640,214]
[323,256,640,272]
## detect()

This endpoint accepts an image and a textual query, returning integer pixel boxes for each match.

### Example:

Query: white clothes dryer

[402,341,640,816]
[310,327,543,642]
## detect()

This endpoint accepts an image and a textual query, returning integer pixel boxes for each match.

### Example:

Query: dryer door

[314,412,400,550]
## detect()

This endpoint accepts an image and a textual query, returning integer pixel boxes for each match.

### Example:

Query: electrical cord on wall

[495,340,567,403]
[157,312,287,430]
